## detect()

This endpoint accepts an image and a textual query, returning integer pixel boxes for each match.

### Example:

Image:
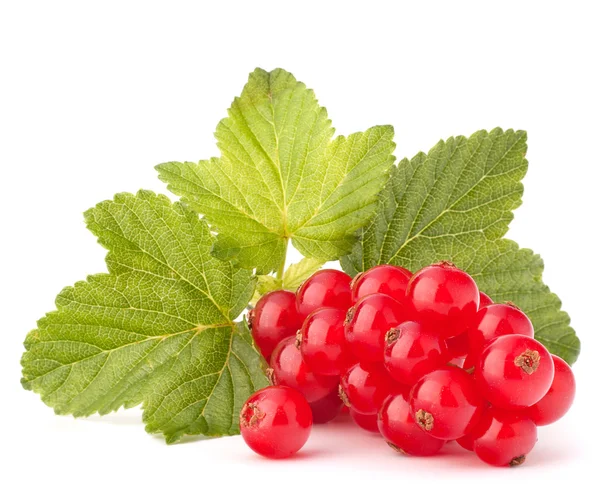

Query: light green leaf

[341,129,580,364]
[21,191,268,441]
[282,258,326,291]
[156,68,395,274]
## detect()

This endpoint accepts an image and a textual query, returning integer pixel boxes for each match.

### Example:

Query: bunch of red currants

[240,263,575,465]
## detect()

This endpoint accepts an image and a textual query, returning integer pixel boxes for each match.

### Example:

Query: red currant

[240,386,312,459]
[471,408,537,467]
[339,362,395,414]
[445,332,469,358]
[345,293,407,363]
[467,303,534,356]
[405,262,479,338]
[378,391,446,456]
[351,264,412,303]
[456,432,475,451]
[479,291,493,308]
[309,389,344,424]
[475,335,554,409]
[409,366,483,440]
[300,307,353,376]
[527,355,575,426]
[270,337,339,403]
[350,409,380,433]
[296,269,352,318]
[383,321,448,384]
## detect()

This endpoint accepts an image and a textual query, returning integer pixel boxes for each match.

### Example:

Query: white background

[1,1,599,498]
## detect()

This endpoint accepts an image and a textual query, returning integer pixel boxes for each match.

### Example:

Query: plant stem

[276,237,289,282]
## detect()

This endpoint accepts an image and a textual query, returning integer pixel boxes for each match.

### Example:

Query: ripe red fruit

[471,408,537,467]
[445,332,469,358]
[478,291,493,308]
[527,355,576,426]
[309,390,344,424]
[383,321,448,384]
[240,386,312,459]
[350,409,380,433]
[378,392,446,456]
[345,293,407,362]
[300,307,353,376]
[270,337,339,403]
[409,366,484,440]
[339,362,395,415]
[467,303,534,355]
[405,262,479,338]
[296,269,352,318]
[475,335,554,409]
[248,290,303,360]
[351,264,412,303]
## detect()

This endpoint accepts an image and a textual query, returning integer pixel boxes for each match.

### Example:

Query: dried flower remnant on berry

[514,349,541,375]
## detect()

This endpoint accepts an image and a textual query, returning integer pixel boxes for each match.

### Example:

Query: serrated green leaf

[156,68,395,274]
[21,191,268,441]
[341,129,580,364]
[282,258,326,291]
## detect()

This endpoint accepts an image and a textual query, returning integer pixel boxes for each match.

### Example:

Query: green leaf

[281,258,326,291]
[21,191,268,442]
[341,129,580,364]
[156,68,395,274]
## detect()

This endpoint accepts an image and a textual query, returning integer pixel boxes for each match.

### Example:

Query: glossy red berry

[471,408,537,467]
[296,269,352,318]
[345,293,407,362]
[456,432,475,451]
[270,337,339,403]
[527,355,575,426]
[405,262,479,338]
[350,409,380,433]
[475,335,554,409]
[248,290,303,361]
[339,362,395,415]
[300,307,353,376]
[240,386,312,459]
[383,321,448,384]
[378,392,446,456]
[409,366,484,440]
[309,390,344,424]
[479,291,493,308]
[467,303,534,356]
[445,332,470,359]
[351,264,412,303]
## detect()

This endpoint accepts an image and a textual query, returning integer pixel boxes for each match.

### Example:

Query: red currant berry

[309,389,344,424]
[248,290,303,361]
[296,269,352,318]
[270,337,339,403]
[527,355,575,426]
[405,262,479,338]
[479,291,493,308]
[240,386,312,459]
[300,307,353,376]
[351,264,412,303]
[475,335,554,409]
[345,293,407,363]
[378,392,446,456]
[409,366,483,440]
[383,321,448,384]
[445,332,470,358]
[467,303,534,356]
[456,432,475,451]
[472,408,537,467]
[350,408,380,433]
[339,362,394,414]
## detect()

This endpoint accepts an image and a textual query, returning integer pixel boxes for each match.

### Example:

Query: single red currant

[409,366,484,440]
[445,332,470,359]
[350,408,380,433]
[240,386,312,459]
[296,269,352,318]
[527,355,575,426]
[475,335,554,409]
[378,391,446,456]
[351,264,412,303]
[383,321,448,384]
[479,291,493,308]
[309,389,344,424]
[471,408,537,467]
[248,290,303,361]
[339,362,395,415]
[467,303,534,355]
[300,307,353,376]
[405,262,479,338]
[456,432,475,451]
[345,293,407,363]
[270,337,339,403]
